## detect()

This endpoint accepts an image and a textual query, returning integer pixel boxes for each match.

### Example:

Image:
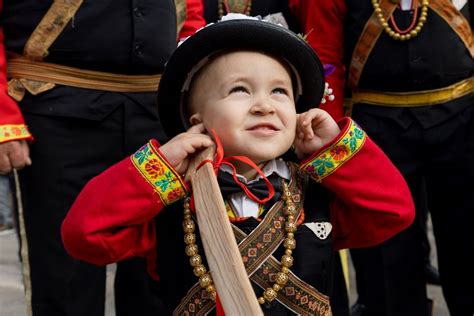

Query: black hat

[157,15,325,137]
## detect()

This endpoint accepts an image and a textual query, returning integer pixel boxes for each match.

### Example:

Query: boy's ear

[189,113,203,126]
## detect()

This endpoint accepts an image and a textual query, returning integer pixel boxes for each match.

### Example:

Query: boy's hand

[159,123,214,175]
[294,108,341,159]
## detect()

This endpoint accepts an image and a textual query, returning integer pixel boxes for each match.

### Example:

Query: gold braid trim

[24,0,83,61]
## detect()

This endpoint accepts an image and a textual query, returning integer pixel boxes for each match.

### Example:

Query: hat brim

[157,19,325,138]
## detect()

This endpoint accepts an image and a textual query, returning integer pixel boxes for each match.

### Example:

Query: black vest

[346,0,473,128]
[0,0,178,74]
[344,0,473,92]
[153,181,335,315]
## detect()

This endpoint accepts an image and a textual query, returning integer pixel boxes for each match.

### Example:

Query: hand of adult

[0,140,32,174]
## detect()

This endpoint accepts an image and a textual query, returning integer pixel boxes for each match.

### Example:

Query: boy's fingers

[299,112,309,125]
[299,114,314,139]
[297,113,309,132]
[306,126,314,139]
[295,122,302,136]
[187,134,214,149]
[187,123,206,134]
[301,111,318,128]
[303,108,322,124]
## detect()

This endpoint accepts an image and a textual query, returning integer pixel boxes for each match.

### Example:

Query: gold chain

[218,0,253,18]
[257,181,297,304]
[182,198,217,301]
[182,180,298,305]
[372,0,429,41]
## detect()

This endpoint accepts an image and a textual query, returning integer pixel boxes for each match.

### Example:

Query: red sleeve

[61,140,189,277]
[288,0,346,120]
[179,0,206,39]
[0,0,33,143]
[300,118,415,250]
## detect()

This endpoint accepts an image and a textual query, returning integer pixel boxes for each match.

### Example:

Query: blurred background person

[303,1,473,315]
[0,1,205,315]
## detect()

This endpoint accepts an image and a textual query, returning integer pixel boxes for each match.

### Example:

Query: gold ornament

[184,233,196,244]
[199,273,213,288]
[263,288,278,301]
[183,219,195,233]
[275,272,289,286]
[182,197,216,301]
[185,244,198,256]
[189,254,202,267]
[193,264,207,277]
[371,0,429,41]
[257,181,298,305]
[182,180,300,306]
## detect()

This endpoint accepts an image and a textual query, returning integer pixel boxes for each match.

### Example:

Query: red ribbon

[196,129,275,204]
[216,294,225,316]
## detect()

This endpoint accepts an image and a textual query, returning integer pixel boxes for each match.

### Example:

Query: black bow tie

[217,170,282,205]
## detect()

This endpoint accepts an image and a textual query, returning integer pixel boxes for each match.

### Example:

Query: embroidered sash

[23,0,83,61]
[429,0,474,57]
[8,0,184,100]
[175,0,187,37]
[174,165,331,316]
[347,0,397,89]
[6,0,84,99]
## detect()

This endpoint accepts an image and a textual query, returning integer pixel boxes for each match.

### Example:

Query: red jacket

[288,0,346,120]
[0,0,32,143]
[62,118,414,271]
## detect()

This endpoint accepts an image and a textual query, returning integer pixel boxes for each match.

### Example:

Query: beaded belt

[7,54,161,101]
[174,164,331,316]
[352,76,473,107]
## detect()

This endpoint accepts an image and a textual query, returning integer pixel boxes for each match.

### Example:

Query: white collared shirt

[400,0,412,10]
[220,159,290,218]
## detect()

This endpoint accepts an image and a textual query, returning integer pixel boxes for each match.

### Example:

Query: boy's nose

[250,96,275,115]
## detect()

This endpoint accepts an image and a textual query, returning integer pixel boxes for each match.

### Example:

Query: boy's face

[189,51,297,164]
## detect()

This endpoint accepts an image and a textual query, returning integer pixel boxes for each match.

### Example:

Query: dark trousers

[351,103,474,316]
[18,92,168,316]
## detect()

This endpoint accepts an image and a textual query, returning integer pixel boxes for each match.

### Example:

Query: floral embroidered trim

[0,124,32,143]
[301,119,366,181]
[131,141,188,205]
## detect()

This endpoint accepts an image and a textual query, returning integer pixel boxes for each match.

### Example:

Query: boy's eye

[272,87,289,95]
[229,86,249,94]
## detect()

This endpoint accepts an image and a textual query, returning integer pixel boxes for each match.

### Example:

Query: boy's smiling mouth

[246,123,280,135]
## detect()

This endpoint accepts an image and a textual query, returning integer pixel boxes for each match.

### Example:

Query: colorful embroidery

[301,119,366,181]
[174,0,187,36]
[0,124,31,143]
[173,165,331,316]
[131,141,188,205]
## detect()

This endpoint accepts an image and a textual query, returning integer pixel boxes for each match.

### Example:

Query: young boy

[62,15,414,316]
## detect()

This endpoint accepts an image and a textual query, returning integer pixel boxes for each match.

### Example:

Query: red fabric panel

[179,0,206,39]
[289,0,347,120]
[0,1,32,141]
[62,142,167,272]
